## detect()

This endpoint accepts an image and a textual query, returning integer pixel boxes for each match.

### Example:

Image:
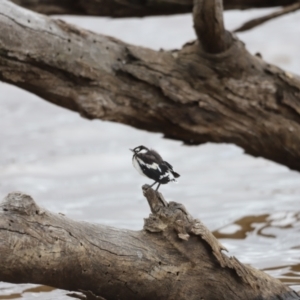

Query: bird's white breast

[132,156,147,177]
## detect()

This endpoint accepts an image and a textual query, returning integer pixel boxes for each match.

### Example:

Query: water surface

[0,8,300,299]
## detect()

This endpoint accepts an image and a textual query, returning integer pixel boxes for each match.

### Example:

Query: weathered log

[0,189,299,300]
[9,0,300,17]
[1,1,300,171]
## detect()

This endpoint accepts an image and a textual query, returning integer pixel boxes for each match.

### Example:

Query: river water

[0,7,300,299]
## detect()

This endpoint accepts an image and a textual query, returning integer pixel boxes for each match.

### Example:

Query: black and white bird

[130,145,180,191]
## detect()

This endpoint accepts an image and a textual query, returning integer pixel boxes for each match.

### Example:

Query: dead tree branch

[1,0,300,171]
[235,1,300,32]
[0,190,299,300]
[193,0,232,53]
[9,0,300,17]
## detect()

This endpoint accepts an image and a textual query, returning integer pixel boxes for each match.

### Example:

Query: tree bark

[0,189,299,300]
[9,0,300,17]
[193,0,231,53]
[1,0,300,171]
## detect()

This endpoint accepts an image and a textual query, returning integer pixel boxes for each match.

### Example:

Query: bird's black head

[130,145,149,154]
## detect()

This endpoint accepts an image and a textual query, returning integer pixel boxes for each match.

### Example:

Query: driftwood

[1,0,300,172]
[9,0,300,17]
[0,188,299,300]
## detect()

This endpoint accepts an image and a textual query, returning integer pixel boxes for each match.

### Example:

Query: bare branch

[9,0,300,17]
[193,0,232,53]
[235,1,300,32]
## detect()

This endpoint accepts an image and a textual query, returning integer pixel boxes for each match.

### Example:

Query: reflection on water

[1,8,300,300]
[215,214,271,239]
[215,212,300,292]
[215,212,300,240]
[0,285,59,300]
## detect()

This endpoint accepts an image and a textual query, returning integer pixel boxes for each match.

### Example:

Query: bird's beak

[129,149,134,152]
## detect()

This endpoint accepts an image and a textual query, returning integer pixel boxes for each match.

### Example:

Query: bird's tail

[172,171,180,178]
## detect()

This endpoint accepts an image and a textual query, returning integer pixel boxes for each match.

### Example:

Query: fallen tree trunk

[0,188,299,300]
[1,0,300,171]
[10,0,300,17]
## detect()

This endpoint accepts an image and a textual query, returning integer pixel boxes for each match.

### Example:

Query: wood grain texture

[9,0,300,17]
[0,189,299,299]
[1,0,300,171]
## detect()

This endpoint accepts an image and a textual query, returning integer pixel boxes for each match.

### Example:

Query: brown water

[0,8,300,299]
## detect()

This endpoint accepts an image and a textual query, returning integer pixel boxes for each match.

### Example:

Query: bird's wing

[136,156,167,181]
[162,161,180,178]
[163,160,173,170]
[149,149,163,163]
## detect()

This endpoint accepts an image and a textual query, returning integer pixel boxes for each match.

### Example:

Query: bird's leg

[149,181,157,188]
[155,183,161,191]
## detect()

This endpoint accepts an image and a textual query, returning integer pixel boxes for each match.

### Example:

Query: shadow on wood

[0,188,299,300]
